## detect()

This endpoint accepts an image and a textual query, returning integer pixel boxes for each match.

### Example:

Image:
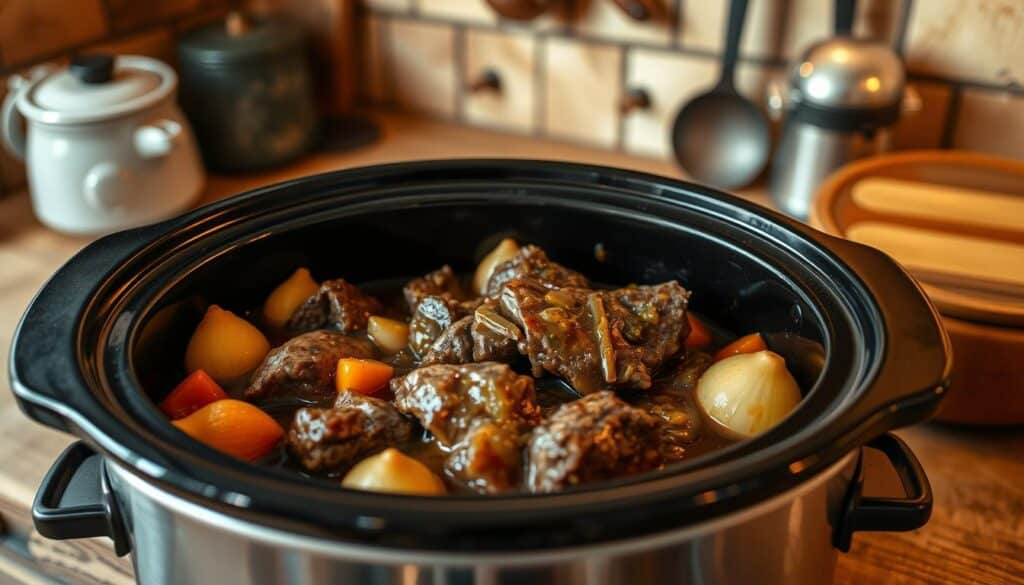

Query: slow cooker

[10,160,950,585]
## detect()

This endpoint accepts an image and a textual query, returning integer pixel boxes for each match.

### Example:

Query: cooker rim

[10,159,951,550]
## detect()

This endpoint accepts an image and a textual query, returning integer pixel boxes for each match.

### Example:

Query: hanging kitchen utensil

[670,0,770,190]
[177,12,317,172]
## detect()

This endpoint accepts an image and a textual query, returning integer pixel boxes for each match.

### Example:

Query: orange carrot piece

[336,358,394,395]
[685,313,712,349]
[172,399,283,461]
[714,332,767,362]
[160,370,229,419]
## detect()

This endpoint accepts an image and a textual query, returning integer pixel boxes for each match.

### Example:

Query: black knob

[70,54,115,84]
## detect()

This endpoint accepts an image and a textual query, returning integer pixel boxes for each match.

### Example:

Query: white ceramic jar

[1,55,204,235]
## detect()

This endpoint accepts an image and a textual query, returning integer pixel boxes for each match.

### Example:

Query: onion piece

[367,316,410,353]
[696,350,801,439]
[473,238,519,295]
[587,293,616,383]
[342,448,446,495]
[474,303,523,342]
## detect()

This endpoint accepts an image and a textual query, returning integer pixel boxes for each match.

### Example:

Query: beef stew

[158,240,806,495]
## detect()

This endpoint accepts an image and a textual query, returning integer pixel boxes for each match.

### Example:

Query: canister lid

[177,13,305,66]
[811,151,1024,328]
[34,55,162,112]
[18,55,176,124]
[790,38,905,110]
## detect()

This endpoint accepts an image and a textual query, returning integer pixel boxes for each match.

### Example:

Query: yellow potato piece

[263,268,319,328]
[185,305,271,383]
[473,238,519,295]
[342,448,446,495]
[367,316,410,353]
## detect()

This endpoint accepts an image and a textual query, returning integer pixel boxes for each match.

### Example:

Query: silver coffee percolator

[768,37,919,218]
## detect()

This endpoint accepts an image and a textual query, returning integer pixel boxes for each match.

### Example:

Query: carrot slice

[336,358,394,395]
[172,399,283,461]
[714,332,767,362]
[160,370,228,419]
[685,313,712,349]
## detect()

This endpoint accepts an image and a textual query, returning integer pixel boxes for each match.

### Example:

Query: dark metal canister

[177,15,317,172]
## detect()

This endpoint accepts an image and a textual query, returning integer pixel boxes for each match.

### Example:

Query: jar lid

[790,38,905,110]
[19,55,176,125]
[177,13,305,66]
[811,151,1024,328]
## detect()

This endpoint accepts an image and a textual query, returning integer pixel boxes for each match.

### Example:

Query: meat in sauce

[527,391,662,493]
[497,279,690,393]
[163,239,803,496]
[245,330,374,405]
[287,391,414,473]
[287,279,383,333]
[483,245,589,297]
[392,362,541,491]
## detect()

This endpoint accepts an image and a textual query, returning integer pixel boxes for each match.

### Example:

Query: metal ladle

[671,0,770,190]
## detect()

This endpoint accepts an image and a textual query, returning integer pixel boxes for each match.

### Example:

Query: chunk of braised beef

[446,421,522,493]
[287,391,414,473]
[498,280,690,394]
[286,279,383,333]
[392,362,541,492]
[421,315,474,366]
[419,300,523,366]
[526,391,662,493]
[634,351,712,461]
[483,245,589,297]
[393,362,540,442]
[403,265,470,312]
[409,295,472,358]
[244,331,375,406]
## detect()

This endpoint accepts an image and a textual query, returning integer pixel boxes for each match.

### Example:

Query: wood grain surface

[0,111,1020,585]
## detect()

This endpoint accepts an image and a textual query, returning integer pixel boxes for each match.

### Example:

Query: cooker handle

[834,433,931,552]
[33,442,131,556]
[823,236,952,436]
[10,222,168,434]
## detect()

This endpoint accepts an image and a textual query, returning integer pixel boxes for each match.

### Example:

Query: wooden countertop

[0,112,1021,585]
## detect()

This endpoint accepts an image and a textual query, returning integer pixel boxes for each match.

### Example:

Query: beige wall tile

[84,29,176,65]
[893,82,952,150]
[0,0,107,66]
[623,50,718,158]
[905,0,1024,85]
[679,0,830,60]
[544,38,621,148]
[464,29,536,133]
[953,88,1024,160]
[362,0,413,11]
[418,0,496,23]
[574,0,672,46]
[361,15,392,103]
[388,20,456,118]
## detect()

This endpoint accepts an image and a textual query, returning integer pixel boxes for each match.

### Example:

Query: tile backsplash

[360,0,1024,162]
